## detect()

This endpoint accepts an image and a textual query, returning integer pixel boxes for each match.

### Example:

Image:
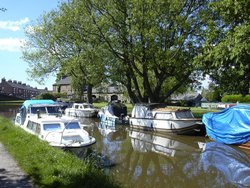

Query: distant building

[52,76,74,98]
[170,92,203,107]
[53,76,127,102]
[0,78,48,100]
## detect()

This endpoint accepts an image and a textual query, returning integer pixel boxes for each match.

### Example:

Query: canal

[1,105,250,188]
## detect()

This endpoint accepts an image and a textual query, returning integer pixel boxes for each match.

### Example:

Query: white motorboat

[65,103,98,118]
[15,100,96,148]
[129,103,203,135]
[97,100,128,126]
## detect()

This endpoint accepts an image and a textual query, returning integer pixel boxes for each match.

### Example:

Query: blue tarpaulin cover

[202,105,250,144]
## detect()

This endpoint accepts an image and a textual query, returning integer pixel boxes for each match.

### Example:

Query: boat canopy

[131,103,167,118]
[202,105,250,144]
[107,101,127,117]
[21,100,56,109]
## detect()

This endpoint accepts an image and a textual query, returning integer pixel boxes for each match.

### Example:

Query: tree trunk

[87,84,93,104]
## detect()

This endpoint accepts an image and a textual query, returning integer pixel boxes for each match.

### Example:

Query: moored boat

[64,103,98,118]
[15,100,96,148]
[97,100,129,126]
[202,105,250,148]
[129,103,203,135]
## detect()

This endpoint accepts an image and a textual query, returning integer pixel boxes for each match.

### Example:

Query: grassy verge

[0,100,24,106]
[190,107,219,118]
[0,116,120,188]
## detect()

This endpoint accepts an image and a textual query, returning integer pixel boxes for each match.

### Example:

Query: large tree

[23,0,210,103]
[76,0,209,103]
[22,3,105,103]
[199,0,250,95]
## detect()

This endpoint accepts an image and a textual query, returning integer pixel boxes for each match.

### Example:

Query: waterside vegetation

[0,116,120,188]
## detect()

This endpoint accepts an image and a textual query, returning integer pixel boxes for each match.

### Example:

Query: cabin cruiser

[65,103,98,118]
[129,103,203,135]
[97,100,128,126]
[15,100,96,148]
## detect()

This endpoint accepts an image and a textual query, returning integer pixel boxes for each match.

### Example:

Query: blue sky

[0,0,63,90]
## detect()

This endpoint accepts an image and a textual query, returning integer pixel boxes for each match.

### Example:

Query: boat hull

[129,117,203,134]
[65,109,97,118]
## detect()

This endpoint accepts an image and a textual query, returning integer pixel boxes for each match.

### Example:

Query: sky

[0,0,64,90]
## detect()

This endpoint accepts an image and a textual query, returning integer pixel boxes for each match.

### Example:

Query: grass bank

[0,116,120,188]
[0,100,23,106]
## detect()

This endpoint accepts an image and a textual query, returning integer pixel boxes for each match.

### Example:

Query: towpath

[0,143,34,188]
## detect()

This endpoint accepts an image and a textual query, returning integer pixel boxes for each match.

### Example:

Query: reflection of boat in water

[198,141,250,187]
[202,105,250,149]
[14,100,96,148]
[129,103,203,135]
[98,123,127,141]
[129,128,202,157]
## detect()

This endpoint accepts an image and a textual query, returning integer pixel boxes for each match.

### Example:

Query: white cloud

[0,17,29,31]
[0,37,25,52]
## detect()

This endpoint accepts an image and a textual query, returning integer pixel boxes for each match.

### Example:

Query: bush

[221,95,250,103]
[36,92,67,101]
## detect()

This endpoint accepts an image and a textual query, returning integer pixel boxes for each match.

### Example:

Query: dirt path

[0,143,34,188]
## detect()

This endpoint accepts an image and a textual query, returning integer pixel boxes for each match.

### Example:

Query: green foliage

[22,0,210,103]
[221,95,250,103]
[201,82,222,102]
[0,117,120,188]
[36,92,67,100]
[199,0,250,95]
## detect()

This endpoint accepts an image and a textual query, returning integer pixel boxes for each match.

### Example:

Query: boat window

[75,105,79,109]
[27,121,39,132]
[35,124,41,134]
[155,113,173,119]
[65,122,81,129]
[83,105,88,108]
[31,107,46,114]
[47,106,60,114]
[43,124,61,131]
[176,111,194,119]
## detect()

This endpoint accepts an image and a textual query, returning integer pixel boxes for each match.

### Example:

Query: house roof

[2,80,38,91]
[53,77,71,85]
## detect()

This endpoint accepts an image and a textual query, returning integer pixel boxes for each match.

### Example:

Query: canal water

[1,105,250,188]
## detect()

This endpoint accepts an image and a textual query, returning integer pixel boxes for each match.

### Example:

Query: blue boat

[202,105,250,147]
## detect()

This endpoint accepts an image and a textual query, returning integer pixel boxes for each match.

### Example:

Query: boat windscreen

[31,107,46,114]
[65,122,81,129]
[43,123,61,131]
[175,111,194,119]
[47,106,60,114]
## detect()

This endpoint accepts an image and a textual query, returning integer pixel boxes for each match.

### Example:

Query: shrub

[221,95,250,103]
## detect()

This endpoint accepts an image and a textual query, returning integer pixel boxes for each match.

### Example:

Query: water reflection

[129,129,201,157]
[0,106,250,188]
[0,105,18,120]
[199,142,250,188]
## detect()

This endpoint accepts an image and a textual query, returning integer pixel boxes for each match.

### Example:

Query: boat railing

[59,118,82,146]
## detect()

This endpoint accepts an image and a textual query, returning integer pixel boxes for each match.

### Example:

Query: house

[52,76,74,98]
[53,76,127,102]
[0,78,47,100]
[170,92,203,107]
